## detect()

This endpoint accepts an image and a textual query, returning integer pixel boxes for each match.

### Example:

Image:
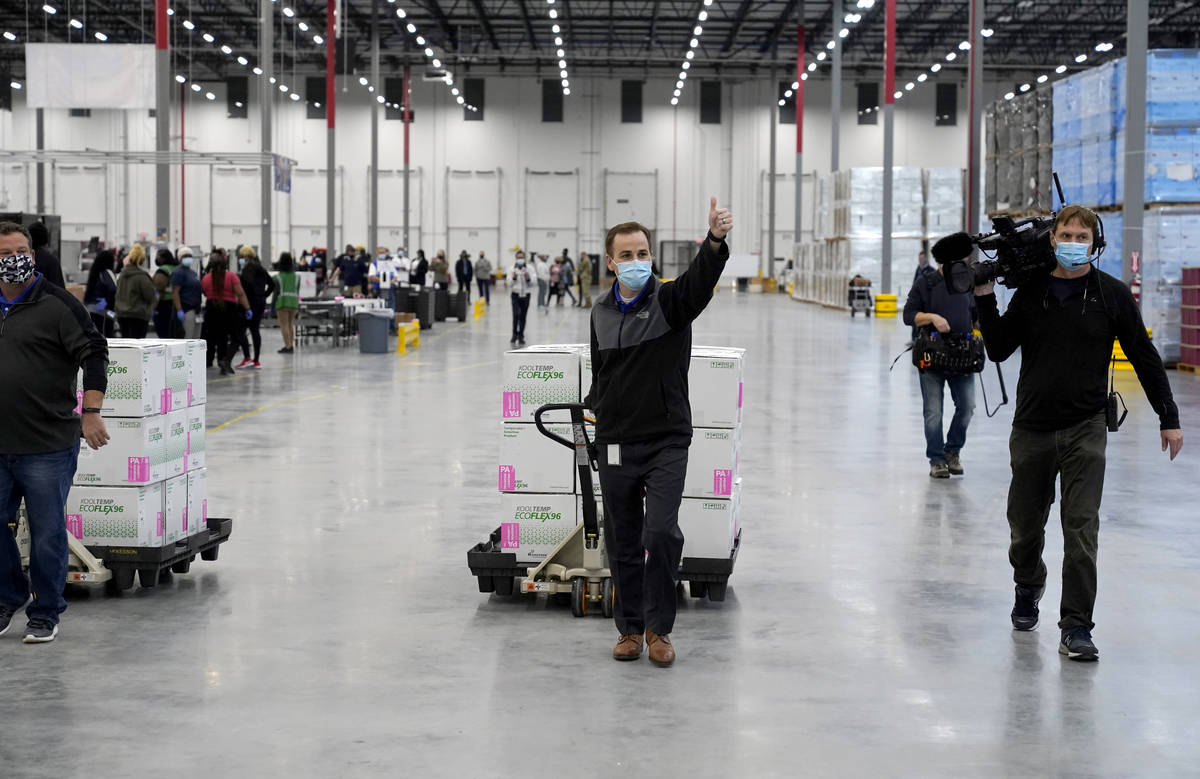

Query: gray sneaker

[22,619,59,644]
[930,462,951,479]
[0,602,21,637]
[945,451,964,475]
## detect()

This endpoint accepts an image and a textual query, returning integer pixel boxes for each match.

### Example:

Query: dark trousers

[1007,413,1107,631]
[511,293,530,340]
[241,305,265,361]
[477,278,491,304]
[205,302,239,365]
[458,279,472,300]
[597,437,689,636]
[153,301,178,338]
[118,317,149,339]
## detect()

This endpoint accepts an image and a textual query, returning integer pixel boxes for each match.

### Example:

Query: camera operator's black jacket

[977,268,1180,432]
[587,237,728,445]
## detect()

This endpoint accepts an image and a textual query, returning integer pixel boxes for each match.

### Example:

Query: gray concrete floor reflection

[4,290,1199,777]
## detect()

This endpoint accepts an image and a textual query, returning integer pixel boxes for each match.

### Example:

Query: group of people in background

[71,230,604,374]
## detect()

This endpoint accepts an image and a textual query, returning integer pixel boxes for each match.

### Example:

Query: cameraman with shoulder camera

[975,205,1183,662]
[904,254,977,479]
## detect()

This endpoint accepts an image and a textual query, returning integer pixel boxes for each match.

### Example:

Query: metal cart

[14,505,233,593]
[467,403,739,612]
[848,280,874,317]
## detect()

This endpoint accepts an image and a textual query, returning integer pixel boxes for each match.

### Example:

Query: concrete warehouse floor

[5,289,1200,777]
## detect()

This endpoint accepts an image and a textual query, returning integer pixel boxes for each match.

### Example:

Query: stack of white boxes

[66,339,208,548]
[497,345,584,563]
[495,343,744,565]
[678,347,744,561]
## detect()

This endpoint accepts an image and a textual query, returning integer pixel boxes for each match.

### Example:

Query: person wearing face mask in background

[235,245,278,369]
[509,250,534,345]
[0,221,110,644]
[170,247,203,339]
[976,204,1183,663]
[587,196,732,668]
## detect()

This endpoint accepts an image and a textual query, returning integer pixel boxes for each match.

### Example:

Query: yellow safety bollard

[474,298,487,319]
[875,293,898,318]
[396,320,421,354]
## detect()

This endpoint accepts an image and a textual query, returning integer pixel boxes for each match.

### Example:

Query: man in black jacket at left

[0,221,110,645]
[588,197,733,668]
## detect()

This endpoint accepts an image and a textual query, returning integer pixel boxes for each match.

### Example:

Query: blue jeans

[0,444,80,624]
[920,372,975,465]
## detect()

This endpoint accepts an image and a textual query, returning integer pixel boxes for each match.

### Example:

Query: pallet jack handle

[534,404,601,550]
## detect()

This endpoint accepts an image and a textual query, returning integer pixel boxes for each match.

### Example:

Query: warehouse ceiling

[0,0,1198,85]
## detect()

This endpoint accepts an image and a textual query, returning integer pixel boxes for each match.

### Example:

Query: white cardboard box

[163,409,189,478]
[498,493,578,563]
[500,346,581,423]
[498,422,575,494]
[187,468,208,536]
[133,338,189,411]
[579,346,594,400]
[184,339,207,406]
[689,347,746,429]
[684,427,741,498]
[66,482,165,547]
[679,479,741,560]
[186,405,206,472]
[74,416,168,486]
[80,341,169,418]
[163,474,188,545]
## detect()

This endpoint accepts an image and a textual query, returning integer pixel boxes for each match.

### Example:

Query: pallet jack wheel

[601,578,615,619]
[570,577,588,618]
[494,576,515,597]
[137,568,159,589]
[689,580,709,599]
[706,581,728,602]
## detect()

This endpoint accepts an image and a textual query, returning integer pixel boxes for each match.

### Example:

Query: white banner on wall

[25,44,155,109]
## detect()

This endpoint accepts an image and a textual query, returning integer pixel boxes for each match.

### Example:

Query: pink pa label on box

[156,511,164,538]
[66,514,83,540]
[713,469,733,496]
[181,508,188,532]
[498,465,516,491]
[187,382,194,406]
[127,457,150,483]
[500,522,520,550]
[202,499,208,522]
[502,391,523,418]
[161,388,173,414]
[738,381,744,409]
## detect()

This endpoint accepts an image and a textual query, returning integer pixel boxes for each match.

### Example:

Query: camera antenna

[1052,172,1067,209]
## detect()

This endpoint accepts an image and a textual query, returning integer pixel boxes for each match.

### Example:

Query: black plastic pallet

[467,526,739,602]
[84,517,234,592]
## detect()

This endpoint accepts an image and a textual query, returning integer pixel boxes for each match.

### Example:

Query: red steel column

[881,0,896,294]
[326,0,337,258]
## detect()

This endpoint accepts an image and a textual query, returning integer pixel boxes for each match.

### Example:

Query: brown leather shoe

[612,633,644,661]
[646,630,675,667]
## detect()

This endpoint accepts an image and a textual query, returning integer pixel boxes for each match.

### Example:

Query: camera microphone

[931,232,975,265]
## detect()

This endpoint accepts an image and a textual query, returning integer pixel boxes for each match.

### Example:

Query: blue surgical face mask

[615,259,653,292]
[181,257,194,268]
[1055,241,1091,271]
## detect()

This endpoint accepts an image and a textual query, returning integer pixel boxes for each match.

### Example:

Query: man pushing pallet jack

[471,198,736,668]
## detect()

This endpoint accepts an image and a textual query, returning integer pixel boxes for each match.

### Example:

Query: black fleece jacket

[977,268,1180,432]
[0,276,109,454]
[588,237,729,445]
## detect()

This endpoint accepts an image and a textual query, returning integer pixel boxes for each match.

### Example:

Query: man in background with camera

[903,255,976,479]
[974,205,1183,662]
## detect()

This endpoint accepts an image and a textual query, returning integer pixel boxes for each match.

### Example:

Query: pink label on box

[738,381,743,409]
[156,511,164,538]
[713,469,733,496]
[502,391,522,418]
[66,514,83,540]
[181,508,188,531]
[186,431,191,463]
[500,522,520,549]
[202,499,208,522]
[498,465,516,491]
[187,382,194,405]
[75,391,84,415]
[161,388,173,414]
[128,457,150,483]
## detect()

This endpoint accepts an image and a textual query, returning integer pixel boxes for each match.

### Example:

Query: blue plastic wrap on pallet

[1097,210,1123,278]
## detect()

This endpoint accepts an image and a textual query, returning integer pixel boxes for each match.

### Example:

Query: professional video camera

[932,214,1058,295]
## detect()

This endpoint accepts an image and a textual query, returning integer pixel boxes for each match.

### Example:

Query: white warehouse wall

[0,71,1005,266]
